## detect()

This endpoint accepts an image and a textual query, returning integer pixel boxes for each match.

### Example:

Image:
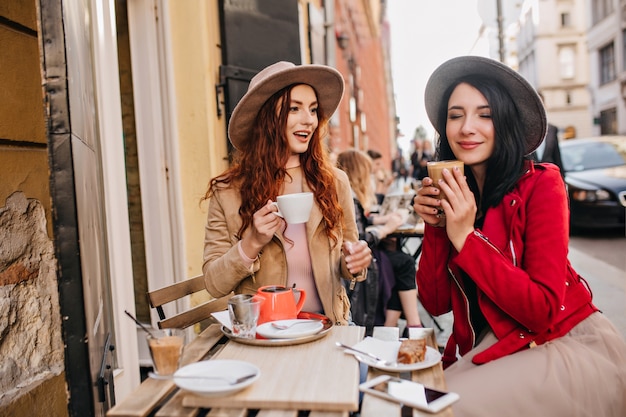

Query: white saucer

[256,319,324,339]
[174,359,260,397]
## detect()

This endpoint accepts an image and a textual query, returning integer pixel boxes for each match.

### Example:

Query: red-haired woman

[202,62,371,325]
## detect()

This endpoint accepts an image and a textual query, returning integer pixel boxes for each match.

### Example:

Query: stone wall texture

[0,192,66,409]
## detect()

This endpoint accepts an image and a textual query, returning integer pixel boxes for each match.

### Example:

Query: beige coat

[202,167,364,325]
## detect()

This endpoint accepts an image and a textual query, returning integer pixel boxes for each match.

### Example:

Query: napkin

[349,336,402,363]
[211,309,232,330]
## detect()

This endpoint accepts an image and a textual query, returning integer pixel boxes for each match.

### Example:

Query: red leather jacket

[417,162,597,368]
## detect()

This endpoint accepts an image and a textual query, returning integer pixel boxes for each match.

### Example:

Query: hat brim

[424,56,546,155]
[228,64,344,150]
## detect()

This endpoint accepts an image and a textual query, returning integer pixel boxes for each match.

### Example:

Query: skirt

[444,312,626,417]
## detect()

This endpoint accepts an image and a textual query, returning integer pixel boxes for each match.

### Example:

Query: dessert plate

[354,346,441,372]
[342,336,442,372]
[256,319,324,339]
[174,359,260,397]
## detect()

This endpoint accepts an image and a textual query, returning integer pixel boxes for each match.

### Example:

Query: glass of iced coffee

[147,328,185,375]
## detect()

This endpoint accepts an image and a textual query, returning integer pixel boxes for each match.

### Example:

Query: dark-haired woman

[414,56,626,416]
[202,62,371,325]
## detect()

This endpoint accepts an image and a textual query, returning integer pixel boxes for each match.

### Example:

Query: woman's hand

[240,200,283,259]
[342,240,372,275]
[378,212,403,238]
[413,177,446,227]
[436,168,476,251]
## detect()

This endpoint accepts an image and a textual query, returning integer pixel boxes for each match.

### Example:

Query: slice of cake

[397,338,426,364]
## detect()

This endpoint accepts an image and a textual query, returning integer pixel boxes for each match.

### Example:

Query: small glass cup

[426,160,465,201]
[146,328,185,375]
[228,294,263,339]
[427,160,465,218]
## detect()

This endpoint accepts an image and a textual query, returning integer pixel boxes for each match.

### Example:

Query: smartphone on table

[359,375,459,414]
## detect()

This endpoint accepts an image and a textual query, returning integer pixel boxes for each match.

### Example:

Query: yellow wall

[0,2,67,415]
[167,1,228,282]
[0,2,51,234]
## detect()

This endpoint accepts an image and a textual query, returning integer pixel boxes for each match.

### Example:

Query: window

[599,42,615,85]
[600,108,617,135]
[623,30,626,71]
[560,12,571,28]
[559,45,575,79]
[592,0,614,25]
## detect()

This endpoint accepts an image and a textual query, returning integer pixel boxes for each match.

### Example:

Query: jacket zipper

[509,240,517,267]
[474,225,517,267]
[448,266,476,348]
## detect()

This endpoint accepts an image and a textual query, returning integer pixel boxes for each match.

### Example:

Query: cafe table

[388,221,425,261]
[107,321,454,417]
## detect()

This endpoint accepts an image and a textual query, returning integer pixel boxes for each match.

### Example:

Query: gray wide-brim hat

[424,56,546,155]
[228,61,345,150]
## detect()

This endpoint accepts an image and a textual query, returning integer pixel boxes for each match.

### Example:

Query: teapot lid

[259,285,289,293]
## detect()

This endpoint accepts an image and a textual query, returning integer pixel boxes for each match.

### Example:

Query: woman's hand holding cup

[414,176,446,227]
[414,160,465,228]
[240,200,283,260]
[342,240,372,276]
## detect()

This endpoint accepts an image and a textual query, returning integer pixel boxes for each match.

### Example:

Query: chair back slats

[148,275,207,307]
[158,295,233,329]
[147,275,234,329]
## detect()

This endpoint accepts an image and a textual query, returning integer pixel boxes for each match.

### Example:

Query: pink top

[238,165,323,313]
[284,223,322,313]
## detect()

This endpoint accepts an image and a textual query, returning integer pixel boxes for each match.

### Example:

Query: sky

[386,0,492,152]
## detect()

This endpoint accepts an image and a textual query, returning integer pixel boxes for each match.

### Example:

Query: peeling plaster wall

[0,1,69,415]
[0,193,66,409]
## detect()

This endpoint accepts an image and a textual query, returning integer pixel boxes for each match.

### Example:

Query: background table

[389,222,425,260]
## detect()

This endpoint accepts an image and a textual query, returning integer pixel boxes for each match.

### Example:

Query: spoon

[270,319,320,330]
[148,371,257,385]
[124,310,156,338]
[335,342,396,366]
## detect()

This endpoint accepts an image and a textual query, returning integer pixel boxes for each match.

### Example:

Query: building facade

[517,0,593,140]
[586,0,626,135]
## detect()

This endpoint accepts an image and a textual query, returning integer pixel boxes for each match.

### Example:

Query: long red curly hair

[203,84,344,246]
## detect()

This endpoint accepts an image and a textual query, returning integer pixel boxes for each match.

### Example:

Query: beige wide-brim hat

[228,61,345,150]
[424,56,546,155]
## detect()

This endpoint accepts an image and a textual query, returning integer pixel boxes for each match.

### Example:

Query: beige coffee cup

[427,160,464,200]
[272,192,314,224]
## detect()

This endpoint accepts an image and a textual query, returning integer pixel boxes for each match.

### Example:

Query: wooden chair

[147,274,234,329]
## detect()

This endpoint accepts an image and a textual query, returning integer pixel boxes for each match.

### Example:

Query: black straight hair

[434,75,527,212]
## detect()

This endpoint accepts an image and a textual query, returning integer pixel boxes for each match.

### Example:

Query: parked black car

[559,136,626,230]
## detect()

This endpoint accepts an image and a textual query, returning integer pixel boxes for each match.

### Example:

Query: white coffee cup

[272,192,314,224]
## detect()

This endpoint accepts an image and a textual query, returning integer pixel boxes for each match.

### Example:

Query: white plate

[256,319,324,339]
[343,336,442,372]
[174,359,260,397]
[355,346,442,372]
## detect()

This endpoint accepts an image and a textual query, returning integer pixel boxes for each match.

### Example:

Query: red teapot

[255,285,306,324]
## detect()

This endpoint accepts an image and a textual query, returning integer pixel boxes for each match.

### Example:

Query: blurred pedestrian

[411,139,434,181]
[391,151,411,193]
[367,149,393,205]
